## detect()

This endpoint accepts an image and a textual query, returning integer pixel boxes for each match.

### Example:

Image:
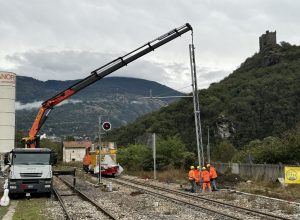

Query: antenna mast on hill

[189,43,204,167]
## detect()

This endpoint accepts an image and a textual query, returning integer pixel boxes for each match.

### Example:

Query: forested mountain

[16,76,183,138]
[106,42,300,154]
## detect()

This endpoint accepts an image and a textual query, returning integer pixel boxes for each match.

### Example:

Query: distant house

[63,140,92,163]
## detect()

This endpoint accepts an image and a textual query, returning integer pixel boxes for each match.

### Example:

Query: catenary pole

[98,116,102,184]
[207,127,210,163]
[153,133,157,180]
[189,44,204,168]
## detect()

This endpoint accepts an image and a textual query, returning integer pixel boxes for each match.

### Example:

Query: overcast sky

[1,0,300,93]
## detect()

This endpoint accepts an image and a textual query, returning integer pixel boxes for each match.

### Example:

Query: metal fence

[214,162,288,181]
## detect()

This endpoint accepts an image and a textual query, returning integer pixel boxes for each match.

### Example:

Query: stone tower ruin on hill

[259,30,277,51]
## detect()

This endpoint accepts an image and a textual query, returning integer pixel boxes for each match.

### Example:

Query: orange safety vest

[83,154,91,165]
[188,169,195,181]
[194,169,200,182]
[201,170,210,183]
[209,166,218,179]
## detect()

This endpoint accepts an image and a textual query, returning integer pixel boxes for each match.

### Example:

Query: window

[12,153,51,165]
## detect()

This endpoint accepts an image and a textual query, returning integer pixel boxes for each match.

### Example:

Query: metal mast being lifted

[189,44,204,167]
[23,23,193,148]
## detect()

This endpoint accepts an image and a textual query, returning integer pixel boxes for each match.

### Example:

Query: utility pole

[152,133,156,180]
[98,116,102,185]
[189,44,204,168]
[97,115,111,185]
[207,127,210,164]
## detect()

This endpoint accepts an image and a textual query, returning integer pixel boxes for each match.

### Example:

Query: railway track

[223,188,300,206]
[111,177,292,220]
[52,176,118,220]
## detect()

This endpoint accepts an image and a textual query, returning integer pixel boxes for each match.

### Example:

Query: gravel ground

[120,175,300,220]
[52,176,112,220]
[63,175,224,220]
[2,170,299,220]
[208,191,300,219]
[44,200,65,220]
[112,178,262,220]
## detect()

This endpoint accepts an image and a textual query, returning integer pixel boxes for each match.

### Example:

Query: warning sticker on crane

[285,166,300,184]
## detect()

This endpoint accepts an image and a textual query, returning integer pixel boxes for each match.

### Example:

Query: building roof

[63,140,92,149]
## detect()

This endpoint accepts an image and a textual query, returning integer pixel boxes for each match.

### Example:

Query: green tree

[157,136,187,169]
[212,140,237,162]
[117,144,150,171]
[182,151,196,170]
[40,139,63,162]
[232,137,288,164]
[15,130,27,148]
[106,43,300,153]
[65,136,75,141]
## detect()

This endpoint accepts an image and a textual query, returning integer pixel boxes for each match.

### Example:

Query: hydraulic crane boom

[24,23,193,148]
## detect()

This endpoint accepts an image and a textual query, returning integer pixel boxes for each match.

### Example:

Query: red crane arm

[24,23,193,148]
[28,89,75,139]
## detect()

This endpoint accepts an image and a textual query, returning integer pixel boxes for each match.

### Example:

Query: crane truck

[5,23,193,196]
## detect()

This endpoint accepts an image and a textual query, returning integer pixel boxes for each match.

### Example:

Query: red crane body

[23,23,193,148]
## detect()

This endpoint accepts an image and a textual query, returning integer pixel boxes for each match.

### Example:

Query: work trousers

[202,181,211,192]
[211,178,218,191]
[190,180,196,193]
[83,165,89,173]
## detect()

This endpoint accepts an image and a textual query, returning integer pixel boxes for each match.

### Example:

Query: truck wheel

[45,192,52,198]
[9,193,16,199]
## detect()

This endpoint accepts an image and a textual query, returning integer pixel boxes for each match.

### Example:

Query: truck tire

[45,192,52,198]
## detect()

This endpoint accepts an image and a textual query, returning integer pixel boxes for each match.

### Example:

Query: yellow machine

[84,142,120,176]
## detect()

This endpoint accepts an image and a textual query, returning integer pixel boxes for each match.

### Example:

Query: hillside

[105,42,300,151]
[16,76,183,138]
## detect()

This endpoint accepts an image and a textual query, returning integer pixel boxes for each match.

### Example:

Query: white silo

[0,71,16,153]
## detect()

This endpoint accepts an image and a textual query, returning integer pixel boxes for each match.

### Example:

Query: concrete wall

[63,147,85,163]
[214,162,285,181]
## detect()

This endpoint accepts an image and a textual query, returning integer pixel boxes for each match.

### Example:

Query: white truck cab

[4,148,57,197]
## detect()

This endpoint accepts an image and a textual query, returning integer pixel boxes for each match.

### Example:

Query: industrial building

[0,71,16,155]
[63,140,92,162]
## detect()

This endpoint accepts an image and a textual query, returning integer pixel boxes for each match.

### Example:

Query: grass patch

[13,197,48,220]
[58,164,189,185]
[237,181,300,201]
[124,169,188,184]
[0,205,9,219]
[278,202,296,215]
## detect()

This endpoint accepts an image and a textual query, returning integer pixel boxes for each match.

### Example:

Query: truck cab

[4,148,57,197]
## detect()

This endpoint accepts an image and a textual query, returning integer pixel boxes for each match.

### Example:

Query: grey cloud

[196,68,229,89]
[5,50,115,80]
[15,101,42,110]
[4,50,178,86]
[1,0,300,92]
[15,99,83,110]
[5,49,224,92]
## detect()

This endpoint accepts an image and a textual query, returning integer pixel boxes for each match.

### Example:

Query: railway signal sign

[102,121,111,131]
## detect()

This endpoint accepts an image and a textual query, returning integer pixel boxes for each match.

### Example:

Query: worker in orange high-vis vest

[207,163,218,191]
[201,167,211,193]
[188,166,196,193]
[83,153,91,173]
[194,166,200,187]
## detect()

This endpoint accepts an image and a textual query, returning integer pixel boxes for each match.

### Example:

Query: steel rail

[56,176,118,220]
[117,177,292,220]
[224,189,300,206]
[112,178,241,220]
[52,186,72,220]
